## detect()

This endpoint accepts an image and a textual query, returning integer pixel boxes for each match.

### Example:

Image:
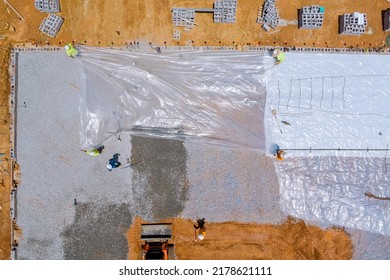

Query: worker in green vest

[64,43,78,58]
[272,49,286,64]
[81,145,104,157]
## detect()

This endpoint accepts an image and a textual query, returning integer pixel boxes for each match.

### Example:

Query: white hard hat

[64,45,70,50]
[198,233,205,240]
[272,49,280,57]
[106,163,113,170]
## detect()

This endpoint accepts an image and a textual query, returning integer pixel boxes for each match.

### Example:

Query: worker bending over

[64,43,79,58]
[194,218,206,241]
[272,49,285,64]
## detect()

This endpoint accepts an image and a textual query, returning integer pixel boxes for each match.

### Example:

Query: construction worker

[272,49,286,64]
[107,153,121,171]
[81,145,104,157]
[64,43,78,58]
[275,149,287,161]
[194,218,206,241]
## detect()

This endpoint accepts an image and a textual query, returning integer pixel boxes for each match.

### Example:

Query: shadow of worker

[107,153,121,171]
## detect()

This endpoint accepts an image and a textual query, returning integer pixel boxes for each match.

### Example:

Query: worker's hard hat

[198,233,205,240]
[106,163,113,170]
[64,45,70,50]
[272,49,280,57]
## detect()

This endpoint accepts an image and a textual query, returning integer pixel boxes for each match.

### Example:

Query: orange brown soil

[0,44,12,260]
[1,0,386,259]
[2,0,389,48]
[128,217,353,260]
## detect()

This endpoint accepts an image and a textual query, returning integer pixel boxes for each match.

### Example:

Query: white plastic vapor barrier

[275,156,390,235]
[265,52,390,235]
[265,53,390,158]
[76,46,272,151]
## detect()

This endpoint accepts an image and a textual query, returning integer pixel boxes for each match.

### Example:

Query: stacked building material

[35,0,60,13]
[39,13,64,37]
[258,0,279,31]
[172,8,196,28]
[339,12,367,35]
[213,0,238,23]
[383,9,390,31]
[298,5,325,29]
[173,30,181,40]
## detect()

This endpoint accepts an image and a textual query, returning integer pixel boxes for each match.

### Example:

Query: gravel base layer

[16,52,133,259]
[14,51,390,259]
[348,229,390,260]
[62,203,133,260]
[182,142,286,224]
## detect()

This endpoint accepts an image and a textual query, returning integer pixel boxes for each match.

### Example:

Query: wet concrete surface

[62,203,132,260]
[130,136,189,221]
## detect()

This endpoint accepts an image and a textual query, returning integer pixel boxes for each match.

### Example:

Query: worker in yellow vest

[272,49,286,65]
[81,145,104,157]
[64,43,79,58]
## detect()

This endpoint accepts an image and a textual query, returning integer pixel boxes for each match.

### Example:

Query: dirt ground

[1,0,388,260]
[0,44,12,261]
[2,0,390,47]
[128,217,352,260]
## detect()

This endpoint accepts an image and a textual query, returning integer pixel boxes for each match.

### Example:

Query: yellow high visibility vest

[85,149,100,157]
[66,43,78,57]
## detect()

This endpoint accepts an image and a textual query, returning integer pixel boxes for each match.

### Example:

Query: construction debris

[257,0,279,30]
[2,22,10,31]
[4,0,25,22]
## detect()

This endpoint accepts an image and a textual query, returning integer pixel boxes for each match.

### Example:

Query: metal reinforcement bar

[3,0,25,22]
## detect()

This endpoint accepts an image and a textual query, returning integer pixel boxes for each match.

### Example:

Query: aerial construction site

[0,0,390,260]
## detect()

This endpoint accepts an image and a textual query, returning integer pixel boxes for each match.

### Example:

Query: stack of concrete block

[339,12,367,35]
[35,0,60,13]
[298,5,325,29]
[259,0,279,30]
[39,13,64,37]
[257,5,263,23]
[173,30,181,40]
[383,9,390,31]
[172,8,195,27]
[213,0,238,23]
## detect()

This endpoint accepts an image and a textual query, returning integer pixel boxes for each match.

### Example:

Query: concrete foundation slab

[14,48,390,260]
